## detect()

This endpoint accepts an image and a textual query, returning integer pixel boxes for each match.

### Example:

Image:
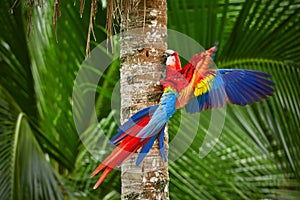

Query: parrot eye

[166,55,176,66]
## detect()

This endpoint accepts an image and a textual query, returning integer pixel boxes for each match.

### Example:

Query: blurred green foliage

[0,0,299,199]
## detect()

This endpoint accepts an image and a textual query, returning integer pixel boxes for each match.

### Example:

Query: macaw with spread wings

[91,46,275,189]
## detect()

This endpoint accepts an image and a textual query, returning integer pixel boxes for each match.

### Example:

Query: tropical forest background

[0,0,299,199]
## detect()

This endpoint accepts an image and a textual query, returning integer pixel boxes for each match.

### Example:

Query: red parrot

[91,46,275,189]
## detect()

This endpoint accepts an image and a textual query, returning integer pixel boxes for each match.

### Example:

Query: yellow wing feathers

[194,74,215,96]
[176,73,215,109]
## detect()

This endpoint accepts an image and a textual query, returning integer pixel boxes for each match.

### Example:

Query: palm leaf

[0,87,64,200]
[0,0,113,198]
[167,0,300,199]
[1,0,299,199]
[66,110,121,199]
[0,0,37,120]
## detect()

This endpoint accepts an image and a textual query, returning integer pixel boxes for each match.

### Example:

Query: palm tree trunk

[119,0,168,199]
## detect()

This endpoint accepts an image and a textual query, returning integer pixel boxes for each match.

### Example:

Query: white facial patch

[166,55,176,66]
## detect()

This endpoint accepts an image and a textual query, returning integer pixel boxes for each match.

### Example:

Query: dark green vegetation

[0,0,299,199]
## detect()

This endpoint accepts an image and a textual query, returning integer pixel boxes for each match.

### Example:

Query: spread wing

[174,46,274,113]
[182,69,275,113]
[180,46,217,83]
[175,46,218,108]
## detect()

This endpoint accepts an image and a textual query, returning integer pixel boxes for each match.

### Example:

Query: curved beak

[162,52,169,63]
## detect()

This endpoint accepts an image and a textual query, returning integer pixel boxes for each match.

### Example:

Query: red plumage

[91,115,153,189]
[91,45,275,189]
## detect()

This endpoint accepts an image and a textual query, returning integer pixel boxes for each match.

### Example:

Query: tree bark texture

[119,0,168,199]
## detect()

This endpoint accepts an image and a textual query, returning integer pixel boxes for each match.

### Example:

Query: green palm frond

[168,60,300,199]
[66,110,121,199]
[167,0,300,199]
[0,87,64,200]
[221,0,300,62]
[0,1,37,120]
[1,0,299,199]
[0,0,112,199]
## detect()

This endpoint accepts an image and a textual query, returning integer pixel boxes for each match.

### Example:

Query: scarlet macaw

[91,46,275,189]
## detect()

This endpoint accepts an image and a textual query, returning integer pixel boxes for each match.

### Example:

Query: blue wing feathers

[228,84,243,105]
[186,93,205,113]
[185,69,274,113]
[209,89,217,108]
[222,69,274,105]
[246,77,274,95]
[113,90,177,165]
[200,94,207,110]
[136,134,158,166]
[237,82,258,104]
[136,124,167,165]
[159,126,167,162]
[191,97,201,112]
[118,105,158,132]
[225,81,243,104]
[245,77,270,94]
[242,80,267,98]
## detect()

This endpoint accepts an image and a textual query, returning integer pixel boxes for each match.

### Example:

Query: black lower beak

[162,53,168,64]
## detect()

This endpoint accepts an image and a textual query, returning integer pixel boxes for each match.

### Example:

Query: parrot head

[161,49,188,90]
[163,50,181,71]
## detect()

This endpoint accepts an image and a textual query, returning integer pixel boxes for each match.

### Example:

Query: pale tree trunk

[119,0,168,199]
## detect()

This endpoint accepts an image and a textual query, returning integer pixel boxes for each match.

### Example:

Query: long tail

[91,105,168,189]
